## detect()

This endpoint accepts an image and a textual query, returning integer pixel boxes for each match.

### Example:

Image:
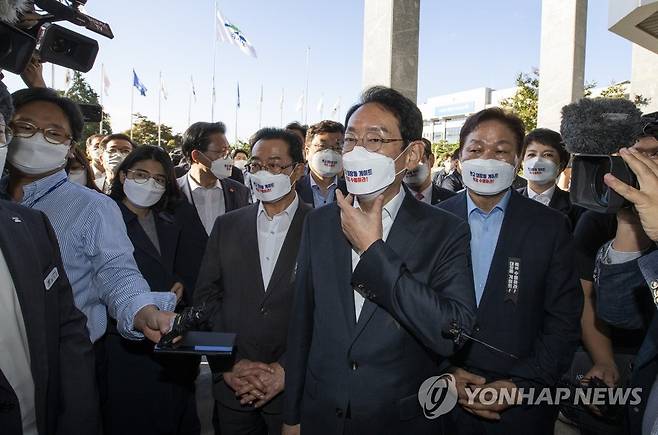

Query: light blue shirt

[1,170,176,342]
[466,189,512,306]
[309,174,337,208]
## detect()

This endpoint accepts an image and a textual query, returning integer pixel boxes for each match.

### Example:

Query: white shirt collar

[258,192,299,221]
[188,172,222,191]
[527,184,556,201]
[309,172,337,190]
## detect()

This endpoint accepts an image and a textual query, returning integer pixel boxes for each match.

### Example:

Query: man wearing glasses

[295,120,348,208]
[178,121,251,235]
[195,128,311,435]
[283,87,476,435]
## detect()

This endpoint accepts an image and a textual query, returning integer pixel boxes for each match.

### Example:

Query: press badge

[44,267,59,291]
[505,258,520,304]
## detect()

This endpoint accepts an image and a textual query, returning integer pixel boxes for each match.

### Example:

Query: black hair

[100,133,137,151]
[66,147,101,192]
[285,122,308,139]
[0,81,14,125]
[232,148,249,159]
[421,138,433,159]
[11,87,84,142]
[109,145,182,212]
[181,121,227,159]
[344,86,423,148]
[306,120,345,143]
[522,128,570,170]
[249,127,304,164]
[86,133,106,148]
[450,149,460,161]
[458,107,525,157]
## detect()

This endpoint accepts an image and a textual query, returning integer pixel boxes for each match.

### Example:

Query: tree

[500,70,540,132]
[123,113,177,150]
[598,80,650,107]
[431,140,459,161]
[64,72,112,144]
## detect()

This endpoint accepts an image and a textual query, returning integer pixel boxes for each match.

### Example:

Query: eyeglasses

[310,141,343,153]
[246,161,297,174]
[0,124,12,147]
[126,169,167,187]
[204,149,231,159]
[342,132,403,152]
[10,121,72,145]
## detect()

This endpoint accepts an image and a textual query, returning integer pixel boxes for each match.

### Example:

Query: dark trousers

[102,333,201,435]
[215,400,283,435]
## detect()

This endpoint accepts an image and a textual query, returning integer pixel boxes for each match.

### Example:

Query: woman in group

[104,145,208,435]
[66,146,101,191]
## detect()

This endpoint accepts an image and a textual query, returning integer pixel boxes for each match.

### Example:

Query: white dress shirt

[188,173,226,235]
[0,248,37,435]
[351,186,406,321]
[257,193,300,290]
[527,184,556,206]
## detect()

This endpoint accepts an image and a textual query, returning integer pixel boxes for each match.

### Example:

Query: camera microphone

[445,320,519,360]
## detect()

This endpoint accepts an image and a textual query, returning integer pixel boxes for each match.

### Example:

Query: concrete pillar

[630,43,658,113]
[537,0,588,131]
[362,0,420,103]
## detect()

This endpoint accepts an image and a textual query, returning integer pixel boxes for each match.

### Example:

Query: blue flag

[236,82,240,108]
[133,69,147,96]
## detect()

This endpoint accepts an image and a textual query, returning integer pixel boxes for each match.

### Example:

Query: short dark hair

[522,128,570,169]
[450,149,460,161]
[421,138,433,159]
[285,122,308,139]
[249,127,304,164]
[305,120,345,144]
[11,87,84,142]
[100,133,137,151]
[181,121,227,159]
[109,145,181,212]
[232,149,249,159]
[344,86,423,148]
[86,134,105,148]
[0,81,14,125]
[458,107,526,157]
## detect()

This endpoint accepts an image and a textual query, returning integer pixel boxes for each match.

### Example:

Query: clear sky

[2,0,632,142]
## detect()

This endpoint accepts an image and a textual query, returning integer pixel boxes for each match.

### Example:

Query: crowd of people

[0,75,657,435]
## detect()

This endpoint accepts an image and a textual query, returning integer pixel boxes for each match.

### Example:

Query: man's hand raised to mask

[133,305,176,343]
[336,191,384,254]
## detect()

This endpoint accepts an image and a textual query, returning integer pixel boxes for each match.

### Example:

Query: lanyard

[27,178,67,208]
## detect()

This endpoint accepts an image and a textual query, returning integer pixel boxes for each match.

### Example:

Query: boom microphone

[560,97,643,155]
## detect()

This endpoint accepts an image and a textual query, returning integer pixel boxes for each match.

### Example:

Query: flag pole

[158,71,162,147]
[304,46,310,124]
[211,0,218,122]
[188,93,192,127]
[280,88,284,127]
[99,64,104,134]
[234,106,238,144]
[130,77,135,140]
[258,84,263,129]
[51,64,55,88]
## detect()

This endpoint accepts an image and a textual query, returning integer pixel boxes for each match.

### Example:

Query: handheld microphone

[446,320,519,360]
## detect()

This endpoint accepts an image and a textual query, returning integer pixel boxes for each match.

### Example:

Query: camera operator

[595,145,658,435]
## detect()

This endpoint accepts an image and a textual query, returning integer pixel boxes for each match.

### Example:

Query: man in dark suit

[438,108,582,435]
[404,138,455,205]
[195,128,310,435]
[283,87,476,435]
[517,128,583,229]
[295,120,348,207]
[0,199,99,435]
[177,121,251,235]
[438,149,465,192]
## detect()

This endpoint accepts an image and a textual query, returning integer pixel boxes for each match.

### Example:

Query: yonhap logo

[418,374,458,419]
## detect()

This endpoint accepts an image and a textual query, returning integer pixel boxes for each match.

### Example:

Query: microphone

[445,320,519,360]
[0,0,30,24]
[560,98,643,155]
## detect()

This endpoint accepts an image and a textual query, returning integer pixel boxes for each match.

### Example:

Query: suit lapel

[548,187,570,214]
[263,203,310,299]
[219,179,233,212]
[331,205,357,335]
[351,193,420,344]
[244,206,266,294]
[0,205,48,402]
[155,212,180,272]
[118,203,162,265]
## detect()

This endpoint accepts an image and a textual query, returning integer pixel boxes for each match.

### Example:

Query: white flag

[295,93,304,113]
[316,95,324,113]
[216,9,257,58]
[64,69,72,89]
[279,89,284,110]
[102,67,111,96]
[331,97,341,116]
[160,75,168,101]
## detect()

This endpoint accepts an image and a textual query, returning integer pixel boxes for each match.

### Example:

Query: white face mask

[210,156,234,179]
[234,160,247,171]
[523,157,558,183]
[403,162,430,187]
[250,170,294,203]
[123,178,166,208]
[461,158,517,196]
[104,151,127,172]
[0,146,7,175]
[8,134,70,175]
[68,169,87,185]
[342,146,407,202]
[310,149,342,178]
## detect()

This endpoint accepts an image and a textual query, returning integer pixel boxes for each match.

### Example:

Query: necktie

[415,192,424,201]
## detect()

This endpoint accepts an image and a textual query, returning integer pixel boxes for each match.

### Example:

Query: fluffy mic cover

[0,0,31,24]
[560,98,643,155]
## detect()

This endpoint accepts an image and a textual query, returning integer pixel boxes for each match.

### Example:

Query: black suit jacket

[518,186,584,230]
[194,200,312,414]
[284,191,476,435]
[295,174,347,208]
[431,184,456,205]
[177,174,251,233]
[438,190,583,432]
[0,200,98,435]
[439,171,464,192]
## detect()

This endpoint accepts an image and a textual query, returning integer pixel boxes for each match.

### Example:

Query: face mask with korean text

[210,156,234,179]
[342,146,408,202]
[523,157,558,183]
[403,162,430,187]
[310,149,343,178]
[250,170,294,203]
[461,158,516,196]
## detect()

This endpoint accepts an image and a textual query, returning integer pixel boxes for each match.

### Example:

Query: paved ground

[196,361,215,435]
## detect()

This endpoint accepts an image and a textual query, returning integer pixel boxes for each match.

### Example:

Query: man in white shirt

[177,121,250,235]
[404,138,455,205]
[194,128,310,435]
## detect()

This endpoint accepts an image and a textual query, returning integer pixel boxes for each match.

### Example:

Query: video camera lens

[592,159,611,207]
[570,155,637,214]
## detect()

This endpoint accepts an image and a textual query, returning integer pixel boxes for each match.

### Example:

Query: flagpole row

[99,64,104,134]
